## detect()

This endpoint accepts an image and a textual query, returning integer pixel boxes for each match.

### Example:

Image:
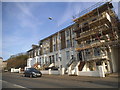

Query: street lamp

[48,17,61,69]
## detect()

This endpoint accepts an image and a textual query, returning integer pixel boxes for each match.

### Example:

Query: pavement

[2,72,119,88]
[107,73,120,77]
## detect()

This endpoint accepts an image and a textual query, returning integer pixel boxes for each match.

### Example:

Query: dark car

[23,68,42,78]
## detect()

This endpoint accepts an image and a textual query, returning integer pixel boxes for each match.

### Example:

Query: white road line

[13,84,26,88]
[1,80,31,90]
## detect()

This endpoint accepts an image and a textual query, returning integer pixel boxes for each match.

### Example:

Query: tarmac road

[2,72,119,89]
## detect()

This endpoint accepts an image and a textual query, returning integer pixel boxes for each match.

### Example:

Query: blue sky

[2,1,119,60]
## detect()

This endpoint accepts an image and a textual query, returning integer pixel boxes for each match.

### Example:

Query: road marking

[13,84,27,88]
[1,80,32,90]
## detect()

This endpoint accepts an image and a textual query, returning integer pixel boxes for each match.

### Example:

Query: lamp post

[48,17,61,69]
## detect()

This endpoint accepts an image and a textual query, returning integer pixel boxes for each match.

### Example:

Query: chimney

[32,44,38,49]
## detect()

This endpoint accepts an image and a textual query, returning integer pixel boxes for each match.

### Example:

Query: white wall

[111,46,119,72]
[40,70,60,75]
[11,68,20,73]
[51,70,60,75]
[41,70,49,74]
[78,66,105,77]
[27,58,36,67]
[60,47,77,68]
[78,71,100,77]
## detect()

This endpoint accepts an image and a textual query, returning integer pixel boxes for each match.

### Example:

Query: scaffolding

[73,1,119,63]
[73,1,113,22]
[73,2,106,20]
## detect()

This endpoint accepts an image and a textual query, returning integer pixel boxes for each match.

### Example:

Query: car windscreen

[29,68,39,72]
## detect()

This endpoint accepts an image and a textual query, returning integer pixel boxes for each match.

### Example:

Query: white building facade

[27,2,120,76]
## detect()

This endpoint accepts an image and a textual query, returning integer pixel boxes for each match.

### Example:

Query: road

[2,72,119,89]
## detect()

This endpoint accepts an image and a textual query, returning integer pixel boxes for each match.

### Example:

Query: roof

[39,24,75,43]
[27,46,40,52]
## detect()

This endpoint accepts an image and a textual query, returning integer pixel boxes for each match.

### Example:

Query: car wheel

[39,73,42,77]
[30,74,33,78]
[34,75,37,78]
[22,74,26,77]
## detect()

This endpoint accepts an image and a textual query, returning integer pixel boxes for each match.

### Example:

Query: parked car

[4,70,8,72]
[23,68,42,78]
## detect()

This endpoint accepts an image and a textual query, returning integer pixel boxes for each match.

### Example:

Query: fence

[41,68,65,75]
[11,68,20,73]
[11,68,24,73]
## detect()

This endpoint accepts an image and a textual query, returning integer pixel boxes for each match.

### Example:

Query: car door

[25,68,30,76]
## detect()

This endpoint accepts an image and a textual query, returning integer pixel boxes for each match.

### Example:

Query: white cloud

[2,3,42,60]
[2,32,37,60]
[15,3,42,29]
[57,3,73,26]
[57,2,82,26]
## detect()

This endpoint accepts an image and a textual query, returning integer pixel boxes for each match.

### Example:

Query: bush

[6,55,28,70]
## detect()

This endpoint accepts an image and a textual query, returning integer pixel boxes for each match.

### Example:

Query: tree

[6,55,28,70]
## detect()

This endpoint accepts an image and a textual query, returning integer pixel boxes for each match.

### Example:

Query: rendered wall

[78,71,100,77]
[111,46,119,72]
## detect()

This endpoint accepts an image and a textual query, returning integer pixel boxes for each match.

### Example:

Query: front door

[49,56,52,64]
[78,51,82,61]
[52,55,55,63]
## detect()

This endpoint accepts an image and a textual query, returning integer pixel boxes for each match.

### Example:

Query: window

[53,44,56,51]
[45,57,47,63]
[59,43,61,50]
[42,57,44,64]
[66,30,70,37]
[66,51,70,60]
[47,47,49,53]
[36,50,38,56]
[37,58,39,62]
[40,57,41,64]
[78,51,82,61]
[52,55,55,63]
[53,36,56,42]
[72,39,76,47]
[56,53,58,61]
[67,40,71,48]
[94,48,100,56]
[86,40,91,44]
[58,34,61,40]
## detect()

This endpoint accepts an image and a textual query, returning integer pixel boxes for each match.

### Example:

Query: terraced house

[27,24,77,70]
[27,2,120,76]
